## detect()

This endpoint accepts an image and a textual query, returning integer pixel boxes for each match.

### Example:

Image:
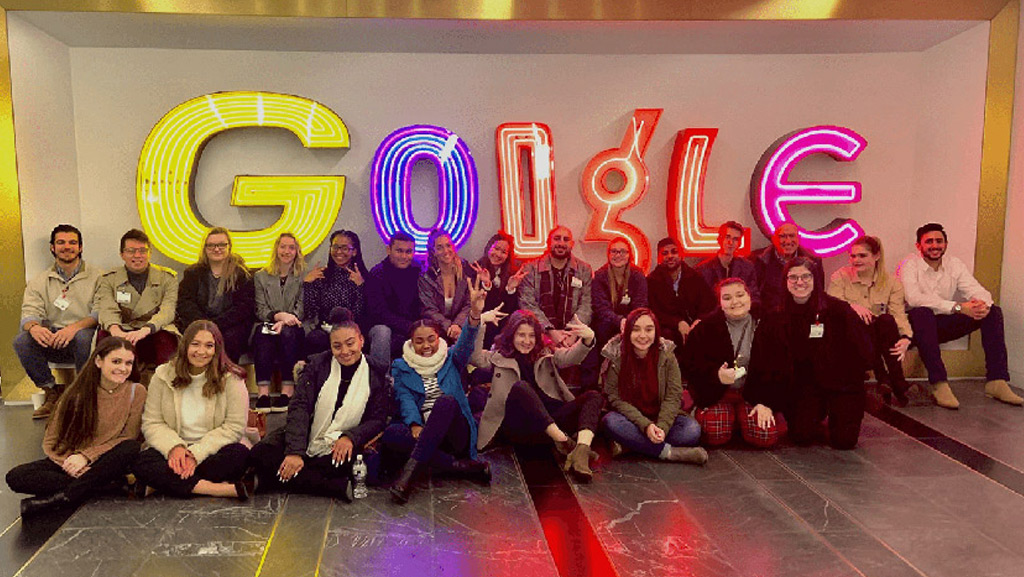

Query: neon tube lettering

[495,122,557,259]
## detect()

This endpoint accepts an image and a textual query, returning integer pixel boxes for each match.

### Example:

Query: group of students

[8,216,1016,517]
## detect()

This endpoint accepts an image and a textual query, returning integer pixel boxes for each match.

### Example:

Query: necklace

[99,381,125,395]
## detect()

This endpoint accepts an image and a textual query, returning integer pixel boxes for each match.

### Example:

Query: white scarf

[306,355,371,457]
[402,337,449,378]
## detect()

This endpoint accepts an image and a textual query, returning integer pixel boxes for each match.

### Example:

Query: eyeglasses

[786,273,813,284]
[331,244,354,253]
[609,249,630,256]
[205,242,229,250]
[122,248,150,256]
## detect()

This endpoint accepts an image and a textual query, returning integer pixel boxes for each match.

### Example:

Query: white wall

[1002,7,1024,383]
[9,15,81,277]
[10,18,990,308]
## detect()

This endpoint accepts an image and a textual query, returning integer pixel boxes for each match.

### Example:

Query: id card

[733,366,747,380]
[809,323,825,339]
[53,296,70,311]
[570,277,583,289]
[620,294,631,305]
[116,290,132,304]
[321,321,332,332]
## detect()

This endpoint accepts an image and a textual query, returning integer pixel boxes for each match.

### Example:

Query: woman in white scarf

[249,309,387,500]
[385,278,503,504]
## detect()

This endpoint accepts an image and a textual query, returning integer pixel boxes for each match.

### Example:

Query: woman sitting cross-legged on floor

[250,309,387,501]
[133,320,251,500]
[684,278,785,449]
[7,336,146,517]
[599,308,707,464]
[384,279,499,504]
[471,291,603,481]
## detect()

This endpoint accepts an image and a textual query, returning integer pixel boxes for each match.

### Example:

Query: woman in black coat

[763,256,873,450]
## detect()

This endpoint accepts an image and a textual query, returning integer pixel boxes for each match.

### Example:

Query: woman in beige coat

[470,284,602,481]
[134,320,250,500]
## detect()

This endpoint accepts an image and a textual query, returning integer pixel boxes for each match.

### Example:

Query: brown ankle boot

[32,386,61,420]
[930,381,959,410]
[563,444,594,482]
[985,380,1023,406]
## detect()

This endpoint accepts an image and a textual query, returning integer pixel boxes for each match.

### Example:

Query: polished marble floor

[3,377,1024,577]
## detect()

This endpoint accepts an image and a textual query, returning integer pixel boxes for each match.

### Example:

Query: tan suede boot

[930,381,959,410]
[32,386,61,420]
[985,380,1023,406]
[563,443,594,482]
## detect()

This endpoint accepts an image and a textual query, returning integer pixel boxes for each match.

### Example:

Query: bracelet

[469,314,481,321]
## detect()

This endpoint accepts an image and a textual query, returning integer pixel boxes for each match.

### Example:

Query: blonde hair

[197,227,250,295]
[852,235,888,285]
[264,232,306,277]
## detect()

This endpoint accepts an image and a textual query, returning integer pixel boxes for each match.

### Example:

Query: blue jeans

[367,324,393,373]
[908,305,1009,383]
[601,411,702,459]
[13,326,96,388]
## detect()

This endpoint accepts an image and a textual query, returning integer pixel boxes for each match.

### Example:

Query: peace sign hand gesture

[346,265,364,286]
[304,261,326,283]
[469,261,492,288]
[467,277,488,320]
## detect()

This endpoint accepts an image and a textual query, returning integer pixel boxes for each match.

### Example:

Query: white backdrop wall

[11,16,990,307]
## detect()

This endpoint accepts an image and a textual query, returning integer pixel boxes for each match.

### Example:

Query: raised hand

[304,261,326,283]
[507,267,527,293]
[565,314,594,343]
[467,276,487,319]
[469,261,492,288]
[346,265,364,286]
[481,303,509,326]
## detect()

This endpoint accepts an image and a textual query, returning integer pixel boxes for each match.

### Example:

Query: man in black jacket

[646,237,716,364]
[364,232,422,371]
[748,223,823,313]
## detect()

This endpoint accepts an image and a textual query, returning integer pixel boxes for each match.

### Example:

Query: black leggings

[382,395,472,471]
[249,429,352,496]
[500,381,603,445]
[6,440,141,503]
[133,444,249,497]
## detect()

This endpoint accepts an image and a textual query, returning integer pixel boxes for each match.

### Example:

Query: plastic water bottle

[352,455,368,499]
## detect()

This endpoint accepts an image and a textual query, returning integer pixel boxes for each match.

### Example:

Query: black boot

[450,459,492,486]
[20,492,72,518]
[389,459,421,505]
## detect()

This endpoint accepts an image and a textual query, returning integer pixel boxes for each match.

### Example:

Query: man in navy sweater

[365,232,422,371]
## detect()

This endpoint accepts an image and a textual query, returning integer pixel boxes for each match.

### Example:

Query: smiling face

[95,347,135,387]
[187,330,217,371]
[657,242,681,271]
[786,265,815,304]
[432,234,456,267]
[204,233,230,265]
[487,239,510,268]
[330,234,355,268]
[773,223,800,258]
[719,227,742,258]
[719,282,752,320]
[849,243,879,274]
[388,240,415,269]
[916,231,947,263]
[411,325,441,358]
[277,235,298,269]
[548,227,574,260]
[608,240,631,269]
[121,239,150,274]
[51,231,82,266]
[331,326,365,366]
[513,322,537,355]
[629,314,657,357]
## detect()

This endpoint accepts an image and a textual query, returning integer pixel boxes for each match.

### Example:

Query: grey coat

[253,270,304,323]
[418,257,475,332]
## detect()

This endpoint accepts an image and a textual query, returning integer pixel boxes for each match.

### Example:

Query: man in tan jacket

[96,229,179,376]
[14,224,102,419]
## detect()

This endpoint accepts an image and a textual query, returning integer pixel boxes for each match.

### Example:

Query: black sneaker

[272,394,290,413]
[255,395,273,413]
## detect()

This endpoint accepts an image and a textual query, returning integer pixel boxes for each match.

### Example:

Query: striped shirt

[420,375,443,421]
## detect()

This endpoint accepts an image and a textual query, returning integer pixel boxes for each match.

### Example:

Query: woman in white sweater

[134,320,251,500]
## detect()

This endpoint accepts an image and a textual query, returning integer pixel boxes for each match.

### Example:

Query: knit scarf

[402,337,449,379]
[306,356,371,457]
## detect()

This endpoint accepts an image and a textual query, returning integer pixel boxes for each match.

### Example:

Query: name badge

[620,294,631,305]
[733,366,747,380]
[53,296,70,311]
[321,322,332,332]
[809,323,825,339]
[493,276,502,288]
[570,277,583,289]
[116,290,132,304]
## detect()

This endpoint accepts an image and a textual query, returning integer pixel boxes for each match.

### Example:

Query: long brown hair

[197,227,250,295]
[171,320,246,397]
[617,308,661,408]
[427,228,463,277]
[607,238,632,307]
[494,309,550,362]
[52,337,137,455]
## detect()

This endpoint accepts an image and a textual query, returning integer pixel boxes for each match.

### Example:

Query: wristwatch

[953,303,962,314]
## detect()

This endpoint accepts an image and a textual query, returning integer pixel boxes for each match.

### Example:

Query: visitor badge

[53,296,70,311]
[733,366,747,380]
[620,294,631,305]
[809,323,825,338]
[321,322,332,332]
[571,277,583,288]
[116,290,132,304]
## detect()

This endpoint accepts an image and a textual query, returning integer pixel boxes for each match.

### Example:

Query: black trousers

[788,387,866,450]
[6,440,141,503]
[867,314,908,389]
[381,395,471,472]
[500,381,603,445]
[133,444,249,497]
[249,428,352,496]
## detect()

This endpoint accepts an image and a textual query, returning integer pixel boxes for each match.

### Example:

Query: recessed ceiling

[13,12,984,54]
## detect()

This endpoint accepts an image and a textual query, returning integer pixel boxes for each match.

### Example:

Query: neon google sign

[137,92,866,268]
